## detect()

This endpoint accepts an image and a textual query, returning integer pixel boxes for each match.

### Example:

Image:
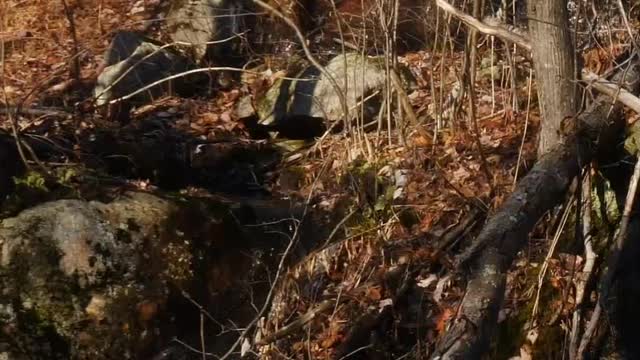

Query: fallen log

[431,57,640,359]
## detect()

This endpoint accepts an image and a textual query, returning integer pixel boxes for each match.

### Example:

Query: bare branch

[93,33,246,104]
[582,69,640,114]
[107,66,313,105]
[434,0,532,51]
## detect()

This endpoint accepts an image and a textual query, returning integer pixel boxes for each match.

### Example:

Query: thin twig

[218,221,299,360]
[513,68,534,189]
[61,0,80,82]
[256,299,336,346]
[570,171,596,360]
[435,0,532,51]
[218,157,332,359]
[466,71,495,195]
[107,66,313,105]
[93,34,246,103]
[531,195,574,321]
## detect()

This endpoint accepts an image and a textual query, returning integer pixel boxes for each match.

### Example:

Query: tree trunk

[528,0,577,156]
[430,57,640,359]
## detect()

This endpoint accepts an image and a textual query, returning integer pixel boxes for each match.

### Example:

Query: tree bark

[528,0,577,156]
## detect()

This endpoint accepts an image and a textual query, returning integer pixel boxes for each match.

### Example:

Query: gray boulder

[166,0,244,63]
[93,31,193,110]
[255,53,417,136]
[0,192,250,359]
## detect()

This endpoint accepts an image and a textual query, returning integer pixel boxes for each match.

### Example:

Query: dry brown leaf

[435,307,454,334]
[366,286,382,301]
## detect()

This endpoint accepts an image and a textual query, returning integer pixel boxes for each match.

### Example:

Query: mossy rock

[0,192,251,359]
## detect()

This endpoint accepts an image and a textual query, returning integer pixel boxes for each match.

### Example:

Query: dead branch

[569,172,596,360]
[257,299,336,346]
[0,105,71,118]
[107,66,313,105]
[434,0,532,51]
[431,58,640,359]
[582,69,640,114]
[93,34,246,104]
[390,69,419,126]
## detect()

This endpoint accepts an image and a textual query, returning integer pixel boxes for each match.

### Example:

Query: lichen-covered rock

[0,192,251,359]
[255,53,417,137]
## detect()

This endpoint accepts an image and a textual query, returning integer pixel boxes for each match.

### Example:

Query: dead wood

[257,299,337,346]
[431,57,640,359]
[0,105,71,118]
[434,0,531,51]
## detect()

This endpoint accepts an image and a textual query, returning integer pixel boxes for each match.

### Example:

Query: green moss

[14,307,71,359]
[532,325,565,359]
[2,168,82,217]
[491,308,527,359]
[490,266,564,359]
[14,171,48,192]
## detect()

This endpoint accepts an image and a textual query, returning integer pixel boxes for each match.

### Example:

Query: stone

[255,53,417,138]
[165,0,244,63]
[0,192,247,359]
[94,31,194,109]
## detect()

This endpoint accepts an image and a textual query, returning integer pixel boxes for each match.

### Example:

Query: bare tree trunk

[528,0,577,156]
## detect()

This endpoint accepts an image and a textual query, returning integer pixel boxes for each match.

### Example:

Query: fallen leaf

[435,307,454,334]
[367,286,382,301]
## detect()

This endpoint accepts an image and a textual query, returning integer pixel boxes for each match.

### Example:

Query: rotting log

[431,57,640,359]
